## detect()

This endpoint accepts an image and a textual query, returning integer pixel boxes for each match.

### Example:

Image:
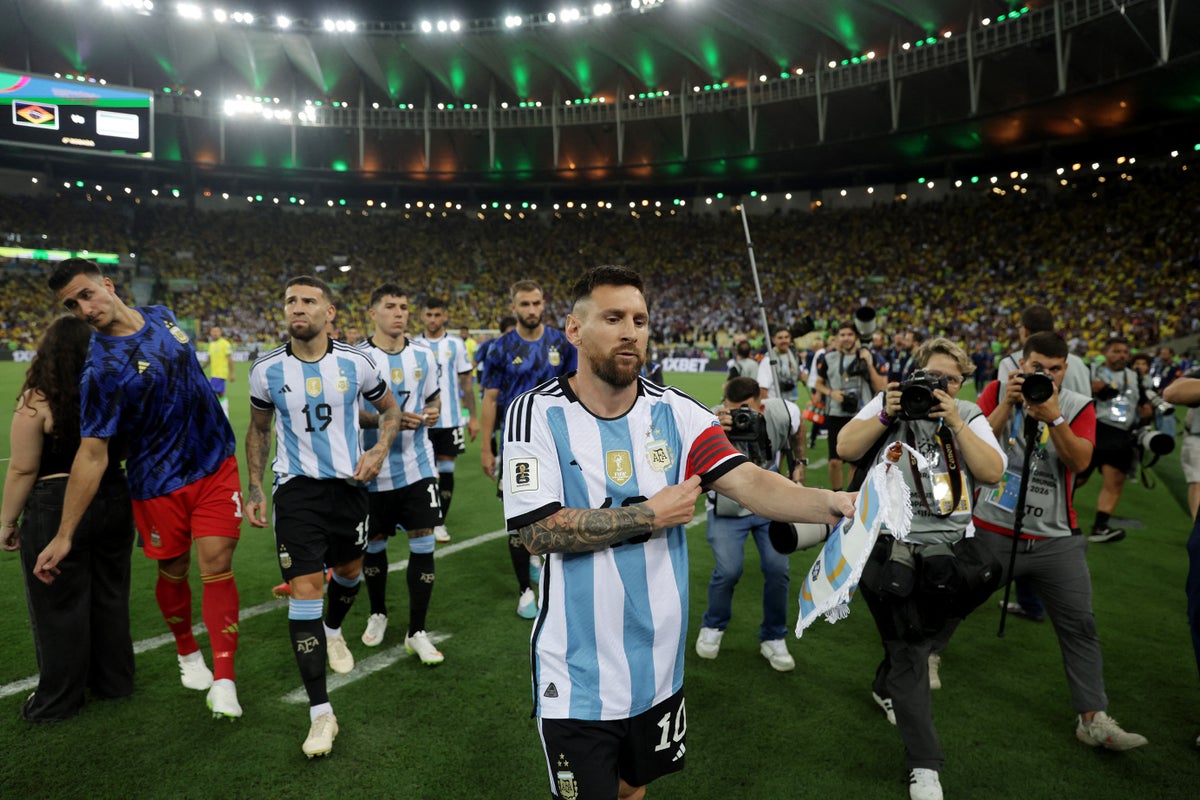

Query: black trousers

[18,474,136,721]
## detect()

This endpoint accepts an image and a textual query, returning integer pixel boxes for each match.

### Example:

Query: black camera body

[898,369,949,421]
[845,355,870,379]
[1018,372,1055,404]
[841,389,861,414]
[729,405,760,436]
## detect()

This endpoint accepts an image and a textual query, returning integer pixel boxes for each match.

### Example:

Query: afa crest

[335,376,350,394]
[164,320,189,344]
[555,772,578,800]
[414,365,424,380]
[548,345,562,367]
[606,450,633,486]
[305,377,323,397]
[646,439,674,473]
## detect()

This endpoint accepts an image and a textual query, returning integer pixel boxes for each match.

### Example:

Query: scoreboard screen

[0,70,153,159]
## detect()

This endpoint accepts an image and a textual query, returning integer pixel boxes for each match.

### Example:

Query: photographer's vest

[1186,407,1200,437]
[881,400,983,544]
[709,399,794,518]
[826,350,873,418]
[729,356,759,379]
[974,387,1091,539]
[1090,364,1138,431]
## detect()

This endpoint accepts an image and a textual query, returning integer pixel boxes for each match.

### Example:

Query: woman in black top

[0,316,135,722]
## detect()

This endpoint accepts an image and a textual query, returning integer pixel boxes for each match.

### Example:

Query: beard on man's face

[588,347,645,388]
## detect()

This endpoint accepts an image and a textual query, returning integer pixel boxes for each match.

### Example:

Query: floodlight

[277,15,291,28]
[213,9,227,23]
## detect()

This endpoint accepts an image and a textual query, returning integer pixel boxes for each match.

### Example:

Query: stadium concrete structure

[0,0,1198,206]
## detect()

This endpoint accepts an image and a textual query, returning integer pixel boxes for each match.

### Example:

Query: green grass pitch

[0,363,1196,798]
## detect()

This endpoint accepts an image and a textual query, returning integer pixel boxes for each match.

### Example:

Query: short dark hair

[510,279,542,300]
[723,376,760,404]
[368,283,406,308]
[1104,336,1130,350]
[285,275,335,304]
[771,325,790,339]
[423,296,447,311]
[1130,351,1153,367]
[48,257,103,292]
[1024,331,1068,360]
[836,322,857,335]
[1019,306,1055,334]
[570,265,645,308]
[498,315,518,332]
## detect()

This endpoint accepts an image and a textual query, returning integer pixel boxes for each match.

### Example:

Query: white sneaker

[1075,711,1148,751]
[206,678,242,719]
[909,768,943,800]
[361,613,388,647]
[695,627,724,659]
[302,713,339,758]
[928,653,942,690]
[404,630,445,666]
[872,691,897,725]
[517,587,538,619]
[759,639,796,672]
[434,524,451,543]
[326,633,354,674]
[178,650,213,691]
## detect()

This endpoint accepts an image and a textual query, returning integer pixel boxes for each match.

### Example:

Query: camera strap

[905,422,963,519]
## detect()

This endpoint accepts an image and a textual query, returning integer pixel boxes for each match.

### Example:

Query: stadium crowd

[1,164,1198,358]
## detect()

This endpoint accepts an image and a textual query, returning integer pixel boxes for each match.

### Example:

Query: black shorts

[368,477,441,538]
[428,426,466,458]
[538,690,687,799]
[273,478,369,581]
[1092,422,1136,472]
[825,415,855,462]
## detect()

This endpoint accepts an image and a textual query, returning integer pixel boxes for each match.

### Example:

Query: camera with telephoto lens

[898,369,949,421]
[841,389,861,413]
[1135,425,1175,457]
[1018,371,1055,404]
[1144,388,1174,417]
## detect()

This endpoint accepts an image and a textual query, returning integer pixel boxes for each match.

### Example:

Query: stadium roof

[1,0,1198,191]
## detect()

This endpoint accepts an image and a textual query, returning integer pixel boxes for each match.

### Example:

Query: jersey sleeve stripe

[687,425,744,476]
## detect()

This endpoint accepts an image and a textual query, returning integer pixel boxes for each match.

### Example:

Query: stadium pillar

[615,84,624,166]
[424,83,432,170]
[552,88,561,168]
[966,14,983,116]
[488,83,496,170]
[888,35,902,131]
[681,78,690,160]
[746,69,757,151]
[815,56,828,144]
[1158,0,1172,63]
[1053,0,1071,95]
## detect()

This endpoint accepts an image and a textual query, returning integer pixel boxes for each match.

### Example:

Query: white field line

[1,514,708,701]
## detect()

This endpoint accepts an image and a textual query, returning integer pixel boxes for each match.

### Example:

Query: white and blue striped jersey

[414,332,472,429]
[249,338,389,486]
[359,337,440,492]
[503,375,745,721]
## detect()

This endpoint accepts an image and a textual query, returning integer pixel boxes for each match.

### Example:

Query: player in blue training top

[414,295,479,543]
[36,258,245,720]
[357,284,446,663]
[503,266,854,800]
[245,275,401,758]
[480,281,577,619]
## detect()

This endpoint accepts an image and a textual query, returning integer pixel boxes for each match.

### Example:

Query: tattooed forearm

[519,505,656,555]
[245,412,273,487]
[376,405,402,449]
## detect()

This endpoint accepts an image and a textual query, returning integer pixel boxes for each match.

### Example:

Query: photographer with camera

[757,326,803,401]
[837,338,1005,800]
[816,323,888,491]
[695,377,807,672]
[1081,337,1152,543]
[973,332,1148,753]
